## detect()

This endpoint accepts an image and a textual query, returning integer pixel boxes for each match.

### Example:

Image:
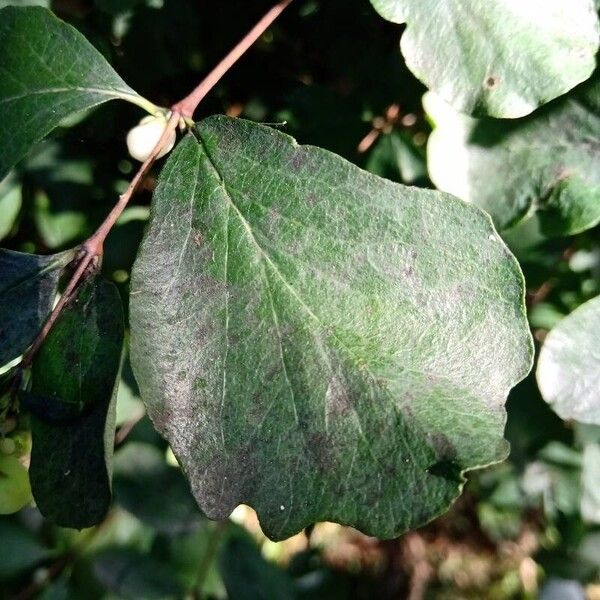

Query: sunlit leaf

[130,117,532,540]
[0,6,156,181]
[371,0,599,117]
[426,77,600,237]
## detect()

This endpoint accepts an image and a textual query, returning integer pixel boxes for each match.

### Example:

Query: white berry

[126,114,176,162]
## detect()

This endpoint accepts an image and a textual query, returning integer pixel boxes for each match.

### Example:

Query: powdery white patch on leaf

[130,117,532,541]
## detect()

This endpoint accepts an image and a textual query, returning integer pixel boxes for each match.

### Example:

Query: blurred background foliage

[1,0,600,598]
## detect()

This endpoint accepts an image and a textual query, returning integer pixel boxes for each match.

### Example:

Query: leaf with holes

[0,6,156,181]
[28,276,124,528]
[425,73,600,237]
[130,116,532,540]
[371,0,599,117]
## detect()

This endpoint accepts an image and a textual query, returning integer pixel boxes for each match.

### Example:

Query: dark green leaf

[426,75,600,236]
[130,117,532,540]
[219,534,296,600]
[92,548,184,600]
[113,442,204,534]
[371,0,599,117]
[0,249,73,366]
[0,519,50,578]
[537,295,600,424]
[0,6,156,181]
[28,276,124,528]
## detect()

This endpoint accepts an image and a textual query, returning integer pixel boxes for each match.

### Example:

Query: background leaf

[0,249,73,367]
[537,295,600,424]
[425,75,600,237]
[0,6,155,181]
[113,442,204,535]
[28,276,124,528]
[130,117,532,541]
[371,0,600,117]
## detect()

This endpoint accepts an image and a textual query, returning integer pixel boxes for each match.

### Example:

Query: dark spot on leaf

[485,76,498,89]
[427,459,462,483]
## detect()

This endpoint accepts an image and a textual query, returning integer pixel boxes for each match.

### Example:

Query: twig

[16,111,181,375]
[357,103,401,154]
[13,0,294,380]
[172,0,294,118]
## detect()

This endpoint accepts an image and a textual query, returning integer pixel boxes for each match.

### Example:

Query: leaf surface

[371,0,599,117]
[426,76,600,237]
[130,117,532,540]
[28,276,124,528]
[0,6,153,181]
[537,295,600,425]
[0,249,73,366]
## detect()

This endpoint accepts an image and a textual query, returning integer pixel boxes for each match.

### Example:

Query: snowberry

[126,114,176,162]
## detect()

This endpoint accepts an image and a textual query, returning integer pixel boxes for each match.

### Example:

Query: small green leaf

[0,453,32,514]
[365,130,427,185]
[113,442,204,534]
[0,249,73,367]
[0,6,157,181]
[28,276,124,528]
[130,117,532,540]
[371,0,599,117]
[537,295,600,424]
[26,276,124,422]
[425,75,600,237]
[0,174,21,240]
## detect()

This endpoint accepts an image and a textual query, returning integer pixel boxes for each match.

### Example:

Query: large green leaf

[537,295,600,425]
[371,0,599,118]
[130,117,532,540]
[0,249,74,367]
[425,74,600,237]
[28,276,124,528]
[0,6,156,181]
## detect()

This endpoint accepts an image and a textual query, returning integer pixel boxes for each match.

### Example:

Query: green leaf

[219,533,296,600]
[113,442,204,534]
[537,295,600,424]
[28,276,124,528]
[0,249,74,367]
[0,174,21,240]
[371,0,600,118]
[0,6,156,181]
[92,548,184,600]
[25,276,124,422]
[425,75,600,237]
[130,117,532,540]
[365,130,427,185]
[0,453,32,514]
[0,519,50,577]
[581,443,600,523]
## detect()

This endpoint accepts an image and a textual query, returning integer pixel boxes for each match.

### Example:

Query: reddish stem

[17,111,181,372]
[13,0,294,379]
[172,0,294,118]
